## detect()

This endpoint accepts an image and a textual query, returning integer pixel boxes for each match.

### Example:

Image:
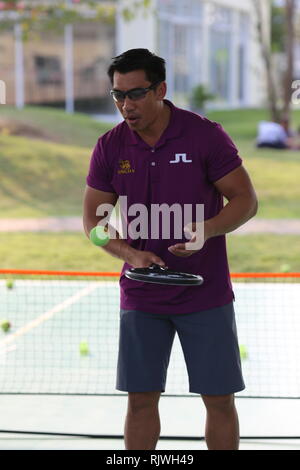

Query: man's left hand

[168,222,205,257]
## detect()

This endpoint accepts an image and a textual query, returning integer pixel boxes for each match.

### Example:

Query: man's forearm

[83,217,136,263]
[205,194,258,240]
[103,237,135,263]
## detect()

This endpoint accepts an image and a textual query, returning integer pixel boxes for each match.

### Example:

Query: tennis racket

[125,264,203,286]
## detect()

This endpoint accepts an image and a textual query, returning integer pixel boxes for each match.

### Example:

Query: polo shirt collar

[126,99,182,148]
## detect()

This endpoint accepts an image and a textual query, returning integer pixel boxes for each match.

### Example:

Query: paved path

[1,217,300,234]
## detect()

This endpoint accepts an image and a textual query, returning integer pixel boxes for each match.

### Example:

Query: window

[238,13,250,103]
[209,7,232,102]
[158,0,203,103]
[34,56,63,86]
[159,0,202,17]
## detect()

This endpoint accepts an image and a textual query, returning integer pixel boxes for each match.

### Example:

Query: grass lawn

[1,107,300,274]
[207,108,300,141]
[2,132,300,218]
[0,105,112,148]
[231,141,300,218]
[1,106,300,218]
[0,135,90,217]
[0,232,299,273]
[208,109,300,218]
[0,232,123,272]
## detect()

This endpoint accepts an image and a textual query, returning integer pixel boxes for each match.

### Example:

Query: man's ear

[156,81,167,100]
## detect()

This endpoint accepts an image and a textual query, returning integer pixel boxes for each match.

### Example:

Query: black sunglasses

[110,82,160,103]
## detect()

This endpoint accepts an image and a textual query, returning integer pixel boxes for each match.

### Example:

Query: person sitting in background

[256,119,300,150]
[256,120,289,149]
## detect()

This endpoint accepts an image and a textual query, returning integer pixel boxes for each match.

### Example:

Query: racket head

[125,264,204,286]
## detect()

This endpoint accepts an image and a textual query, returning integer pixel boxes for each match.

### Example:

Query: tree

[253,0,296,127]
[190,84,215,115]
[0,1,152,111]
[0,0,152,39]
[282,0,295,120]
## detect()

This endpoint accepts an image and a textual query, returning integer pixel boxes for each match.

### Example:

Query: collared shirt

[87,99,242,314]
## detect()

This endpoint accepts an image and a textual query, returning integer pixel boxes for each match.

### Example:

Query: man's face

[112,70,166,132]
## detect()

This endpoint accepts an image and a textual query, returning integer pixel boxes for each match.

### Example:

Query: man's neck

[137,102,171,147]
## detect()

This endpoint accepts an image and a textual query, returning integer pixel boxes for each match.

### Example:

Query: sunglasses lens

[128,89,147,101]
[110,87,150,102]
[111,91,124,102]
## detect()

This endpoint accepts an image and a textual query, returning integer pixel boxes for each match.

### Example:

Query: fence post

[0,80,6,104]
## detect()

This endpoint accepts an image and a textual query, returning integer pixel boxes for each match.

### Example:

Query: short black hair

[107,48,166,85]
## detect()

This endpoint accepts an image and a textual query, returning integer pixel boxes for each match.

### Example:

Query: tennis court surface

[0,270,300,450]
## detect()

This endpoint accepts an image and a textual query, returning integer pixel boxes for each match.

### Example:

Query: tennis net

[0,269,300,398]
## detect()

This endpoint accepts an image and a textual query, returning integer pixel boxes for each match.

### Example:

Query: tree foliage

[0,0,152,39]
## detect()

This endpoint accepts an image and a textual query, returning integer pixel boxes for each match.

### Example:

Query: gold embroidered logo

[118,159,135,174]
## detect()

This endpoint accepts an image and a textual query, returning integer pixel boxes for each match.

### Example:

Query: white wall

[116,0,157,54]
[245,0,271,108]
[206,0,253,11]
[206,0,271,108]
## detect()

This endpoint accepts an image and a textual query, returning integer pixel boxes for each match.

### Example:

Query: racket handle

[149,263,168,271]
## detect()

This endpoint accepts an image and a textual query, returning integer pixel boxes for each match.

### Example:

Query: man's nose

[122,96,135,112]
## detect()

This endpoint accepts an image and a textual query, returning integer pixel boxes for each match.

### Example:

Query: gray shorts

[116,302,245,396]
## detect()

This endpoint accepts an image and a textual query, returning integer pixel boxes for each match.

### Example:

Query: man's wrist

[204,219,216,241]
[119,243,136,264]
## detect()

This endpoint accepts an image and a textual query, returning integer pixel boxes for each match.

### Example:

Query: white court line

[0,282,100,353]
[0,344,17,357]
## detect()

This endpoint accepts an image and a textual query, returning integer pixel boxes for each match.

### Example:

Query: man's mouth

[125,116,140,124]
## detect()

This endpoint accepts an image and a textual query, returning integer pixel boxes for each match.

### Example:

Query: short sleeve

[86,138,116,193]
[206,123,243,183]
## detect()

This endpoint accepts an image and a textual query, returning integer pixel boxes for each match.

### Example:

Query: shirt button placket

[150,148,159,183]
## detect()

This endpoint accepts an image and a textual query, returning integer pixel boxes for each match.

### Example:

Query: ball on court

[79,340,89,356]
[1,320,11,333]
[280,263,291,273]
[89,226,110,247]
[6,279,14,289]
[239,344,248,360]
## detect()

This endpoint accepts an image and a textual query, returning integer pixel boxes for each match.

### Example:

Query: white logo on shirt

[169,153,192,164]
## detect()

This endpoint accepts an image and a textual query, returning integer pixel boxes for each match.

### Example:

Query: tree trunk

[281,0,295,128]
[253,0,281,122]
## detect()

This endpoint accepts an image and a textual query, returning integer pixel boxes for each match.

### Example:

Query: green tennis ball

[89,226,110,247]
[79,341,89,356]
[1,320,11,333]
[239,344,248,360]
[6,279,14,289]
[280,264,291,273]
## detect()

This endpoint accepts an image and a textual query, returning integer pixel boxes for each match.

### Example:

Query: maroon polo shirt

[87,99,242,314]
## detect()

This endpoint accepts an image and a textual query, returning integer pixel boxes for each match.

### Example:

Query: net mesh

[1,270,300,398]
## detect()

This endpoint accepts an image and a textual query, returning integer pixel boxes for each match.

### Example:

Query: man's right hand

[126,248,166,269]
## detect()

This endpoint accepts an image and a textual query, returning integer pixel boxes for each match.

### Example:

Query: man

[83,48,258,450]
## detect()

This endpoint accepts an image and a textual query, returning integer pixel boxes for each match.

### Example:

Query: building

[0,1,116,112]
[0,0,271,112]
[117,0,271,110]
